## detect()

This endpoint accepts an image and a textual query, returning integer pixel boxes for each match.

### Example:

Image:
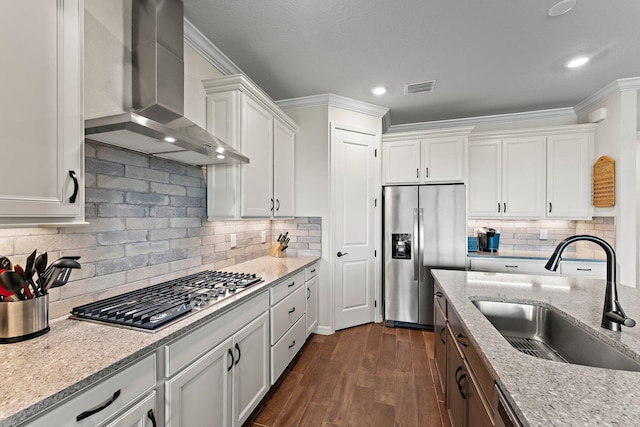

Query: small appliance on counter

[477,227,500,252]
[0,251,81,343]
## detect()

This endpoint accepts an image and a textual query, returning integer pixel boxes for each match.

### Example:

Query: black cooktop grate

[70,270,262,331]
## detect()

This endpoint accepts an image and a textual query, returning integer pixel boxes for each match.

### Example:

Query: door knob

[337,251,349,258]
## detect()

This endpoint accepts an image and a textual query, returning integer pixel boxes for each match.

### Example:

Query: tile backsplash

[468,217,615,259]
[0,141,321,319]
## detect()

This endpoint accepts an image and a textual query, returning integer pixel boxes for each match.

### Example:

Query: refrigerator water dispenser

[391,234,411,259]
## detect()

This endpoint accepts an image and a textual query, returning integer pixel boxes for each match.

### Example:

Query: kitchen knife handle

[227,348,234,371]
[147,409,157,427]
[76,390,121,421]
[69,170,79,203]
[234,343,241,365]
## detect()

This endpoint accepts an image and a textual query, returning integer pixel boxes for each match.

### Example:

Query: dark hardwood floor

[251,322,451,427]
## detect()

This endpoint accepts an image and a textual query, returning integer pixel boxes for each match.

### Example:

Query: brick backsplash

[468,217,615,259]
[0,141,321,319]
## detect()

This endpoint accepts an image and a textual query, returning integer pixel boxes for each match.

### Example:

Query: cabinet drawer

[270,285,306,345]
[26,355,156,427]
[434,279,446,315]
[270,271,304,305]
[305,262,319,281]
[560,261,606,279]
[271,314,306,384]
[469,258,557,276]
[464,335,495,414]
[165,291,269,377]
[103,391,156,427]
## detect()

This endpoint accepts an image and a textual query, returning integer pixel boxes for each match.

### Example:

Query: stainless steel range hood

[84,0,248,166]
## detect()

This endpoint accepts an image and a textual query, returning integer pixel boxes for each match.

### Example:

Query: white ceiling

[184,0,640,126]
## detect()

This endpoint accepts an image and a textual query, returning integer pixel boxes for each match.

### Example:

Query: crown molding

[573,77,640,116]
[383,126,475,142]
[184,18,243,76]
[276,93,390,118]
[386,107,576,134]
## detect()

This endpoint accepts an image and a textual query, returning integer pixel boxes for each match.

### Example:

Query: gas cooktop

[70,270,263,332]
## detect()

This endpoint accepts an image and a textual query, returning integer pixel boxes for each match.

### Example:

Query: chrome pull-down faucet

[544,235,636,332]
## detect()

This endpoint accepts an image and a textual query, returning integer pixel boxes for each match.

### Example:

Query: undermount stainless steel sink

[472,300,640,372]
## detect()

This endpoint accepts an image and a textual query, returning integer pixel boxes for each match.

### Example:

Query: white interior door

[332,126,377,330]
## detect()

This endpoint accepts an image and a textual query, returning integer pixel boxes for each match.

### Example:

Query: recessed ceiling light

[566,56,590,69]
[164,136,177,143]
[548,0,576,17]
[371,86,387,96]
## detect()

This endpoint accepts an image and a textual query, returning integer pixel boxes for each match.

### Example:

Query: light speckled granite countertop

[0,255,319,427]
[432,269,640,427]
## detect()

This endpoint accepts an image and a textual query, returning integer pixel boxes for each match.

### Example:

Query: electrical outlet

[540,229,548,240]
[261,231,266,243]
[230,233,237,248]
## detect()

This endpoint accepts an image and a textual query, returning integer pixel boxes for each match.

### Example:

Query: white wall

[578,89,639,286]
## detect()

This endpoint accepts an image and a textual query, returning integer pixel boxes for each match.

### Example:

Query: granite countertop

[432,269,640,427]
[467,249,606,262]
[0,255,319,427]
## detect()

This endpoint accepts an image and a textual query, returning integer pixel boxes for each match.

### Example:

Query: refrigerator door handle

[413,208,419,281]
[418,207,424,281]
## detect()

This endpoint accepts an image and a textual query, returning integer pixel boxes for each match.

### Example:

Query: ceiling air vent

[404,80,436,95]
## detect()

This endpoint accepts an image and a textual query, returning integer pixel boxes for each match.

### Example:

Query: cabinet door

[502,136,546,218]
[383,140,421,184]
[468,140,502,218]
[165,338,233,427]
[273,119,295,217]
[434,303,447,398]
[0,0,83,224]
[446,327,467,427]
[306,275,319,337]
[232,311,270,427]
[206,91,241,219]
[546,132,593,219]
[103,392,157,427]
[241,96,273,217]
[467,371,493,427]
[422,136,465,183]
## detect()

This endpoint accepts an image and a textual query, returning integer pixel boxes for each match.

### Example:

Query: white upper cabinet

[0,0,84,226]
[501,136,546,217]
[382,127,472,185]
[468,124,596,220]
[204,75,296,219]
[546,130,594,219]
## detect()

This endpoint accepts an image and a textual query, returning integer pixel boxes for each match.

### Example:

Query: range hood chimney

[85,0,249,166]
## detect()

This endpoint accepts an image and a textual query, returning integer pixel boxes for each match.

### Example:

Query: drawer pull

[288,282,296,288]
[288,340,296,349]
[439,327,446,344]
[227,348,234,371]
[76,390,121,421]
[147,409,157,427]
[456,332,468,347]
[288,307,296,314]
[310,269,316,273]
[505,265,518,268]
[577,268,592,271]
[307,288,310,299]
[434,291,443,298]
[234,343,241,365]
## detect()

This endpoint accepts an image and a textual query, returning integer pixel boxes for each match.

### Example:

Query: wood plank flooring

[250,322,451,427]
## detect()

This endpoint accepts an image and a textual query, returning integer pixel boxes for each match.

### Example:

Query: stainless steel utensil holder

[0,294,49,343]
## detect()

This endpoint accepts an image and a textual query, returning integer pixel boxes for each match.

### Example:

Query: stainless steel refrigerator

[383,184,466,328]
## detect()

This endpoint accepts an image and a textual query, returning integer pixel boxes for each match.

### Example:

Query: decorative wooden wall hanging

[593,156,615,207]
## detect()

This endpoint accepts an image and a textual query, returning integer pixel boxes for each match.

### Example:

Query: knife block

[268,242,286,258]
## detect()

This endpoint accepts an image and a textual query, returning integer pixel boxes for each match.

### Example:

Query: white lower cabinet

[103,392,158,427]
[469,257,605,279]
[164,294,270,427]
[304,262,319,337]
[271,314,306,383]
[24,355,156,427]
